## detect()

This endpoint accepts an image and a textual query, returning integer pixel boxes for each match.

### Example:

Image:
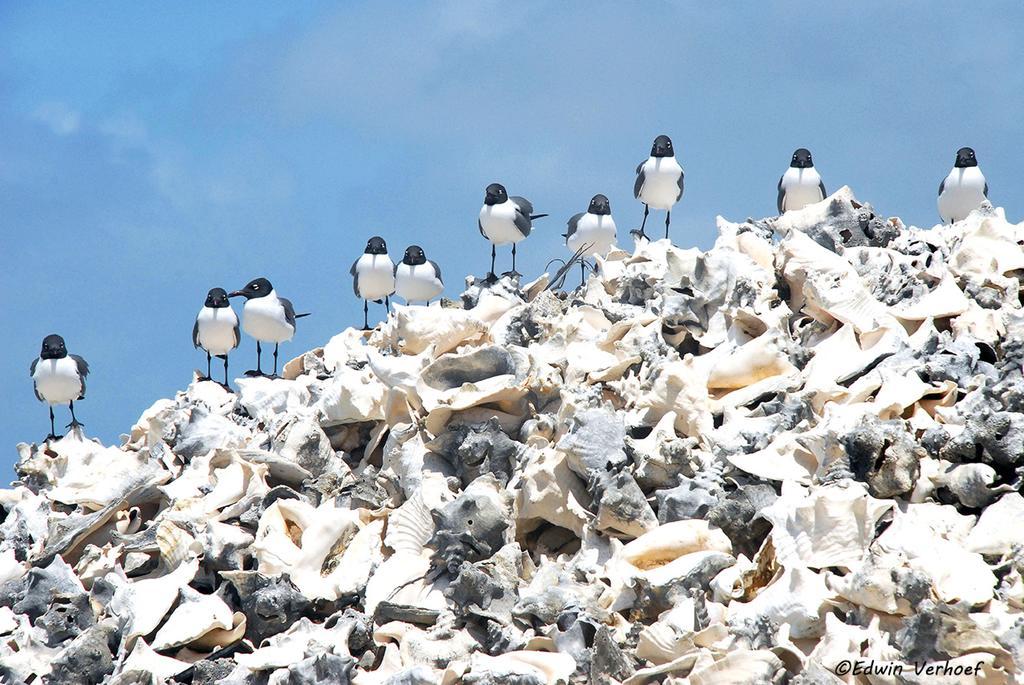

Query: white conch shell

[445,651,576,685]
[636,598,727,664]
[688,649,786,685]
[780,227,900,334]
[728,566,831,639]
[603,520,733,611]
[317,361,387,425]
[151,586,237,650]
[875,502,995,606]
[43,440,169,510]
[374,621,478,670]
[416,345,530,414]
[707,332,797,390]
[889,272,970,320]
[384,304,489,356]
[235,617,354,671]
[759,482,892,570]
[825,552,913,615]
[727,432,818,483]
[235,375,316,424]
[806,613,894,679]
[252,497,381,601]
[711,554,754,603]
[161,450,269,517]
[365,491,449,616]
[967,493,1024,555]
[382,423,431,498]
[628,356,715,439]
[617,520,733,570]
[122,638,191,679]
[0,547,26,587]
[949,210,1024,280]
[109,555,200,639]
[514,447,593,538]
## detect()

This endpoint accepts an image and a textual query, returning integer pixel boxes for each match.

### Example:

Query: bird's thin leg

[67,401,84,430]
[48,406,56,440]
[635,204,650,239]
[206,351,212,380]
[273,344,279,377]
[256,341,263,375]
[385,295,391,312]
[665,210,671,241]
[223,355,230,387]
[363,300,370,330]
[488,244,497,281]
[580,261,586,287]
[510,243,521,277]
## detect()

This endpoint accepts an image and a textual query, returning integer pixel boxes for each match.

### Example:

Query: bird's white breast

[938,167,987,224]
[197,306,239,356]
[242,291,294,343]
[638,157,684,210]
[33,357,82,405]
[780,167,824,212]
[395,263,443,303]
[355,254,396,300]
[479,201,525,245]
[567,213,617,257]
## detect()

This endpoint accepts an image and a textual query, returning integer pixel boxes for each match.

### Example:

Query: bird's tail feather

[296,312,312,318]
[531,213,549,220]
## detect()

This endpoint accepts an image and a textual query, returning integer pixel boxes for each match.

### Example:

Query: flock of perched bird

[28,136,993,439]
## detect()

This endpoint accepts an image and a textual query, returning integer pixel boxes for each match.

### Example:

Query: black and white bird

[633,134,684,240]
[938,147,988,224]
[30,334,89,439]
[228,277,309,377]
[565,194,616,285]
[478,183,547,279]
[777,148,827,214]
[350,236,395,330]
[193,287,240,385]
[394,245,444,304]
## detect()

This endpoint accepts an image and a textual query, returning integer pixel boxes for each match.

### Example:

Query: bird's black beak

[228,290,245,298]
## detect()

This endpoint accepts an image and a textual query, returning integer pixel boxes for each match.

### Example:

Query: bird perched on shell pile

[777,147,827,214]
[565,193,617,286]
[478,182,547,279]
[938,146,988,224]
[193,287,239,386]
[229,277,309,377]
[394,245,444,305]
[351,236,395,330]
[633,134,684,240]
[30,334,89,439]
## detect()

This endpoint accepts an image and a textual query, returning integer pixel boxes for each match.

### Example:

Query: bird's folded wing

[565,212,583,239]
[428,259,443,283]
[280,297,300,327]
[71,354,90,378]
[633,162,645,199]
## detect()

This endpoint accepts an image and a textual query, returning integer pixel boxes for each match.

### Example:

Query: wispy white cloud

[32,101,80,135]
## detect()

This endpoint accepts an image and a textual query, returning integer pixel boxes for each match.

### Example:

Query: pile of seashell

[4,187,1024,684]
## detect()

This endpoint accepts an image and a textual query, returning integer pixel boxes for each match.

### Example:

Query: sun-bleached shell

[759,482,892,570]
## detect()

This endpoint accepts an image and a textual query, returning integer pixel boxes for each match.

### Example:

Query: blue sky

[2,3,1022,477]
